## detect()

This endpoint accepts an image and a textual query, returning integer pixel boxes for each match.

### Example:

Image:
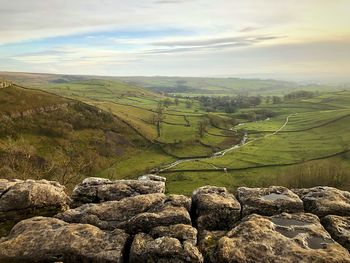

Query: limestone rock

[322,215,350,251]
[71,176,166,207]
[216,213,350,262]
[0,216,129,263]
[293,186,350,217]
[0,179,69,237]
[150,224,198,245]
[237,186,304,217]
[138,174,166,182]
[129,226,203,263]
[198,230,226,263]
[192,186,241,231]
[57,193,191,234]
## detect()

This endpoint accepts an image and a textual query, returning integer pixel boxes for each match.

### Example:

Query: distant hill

[0,72,162,100]
[117,76,298,96]
[2,72,345,97]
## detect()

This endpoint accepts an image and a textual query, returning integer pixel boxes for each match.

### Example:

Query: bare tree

[154,102,165,137]
[197,119,209,138]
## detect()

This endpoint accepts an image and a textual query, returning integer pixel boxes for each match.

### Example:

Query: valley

[1,72,350,195]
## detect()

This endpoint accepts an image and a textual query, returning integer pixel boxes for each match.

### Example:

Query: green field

[1,72,350,195]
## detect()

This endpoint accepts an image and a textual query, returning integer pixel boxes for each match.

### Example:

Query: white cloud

[0,0,350,80]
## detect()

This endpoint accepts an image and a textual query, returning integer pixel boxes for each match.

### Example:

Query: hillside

[1,73,349,196]
[118,76,297,95]
[0,84,170,189]
[116,76,348,96]
[0,72,244,159]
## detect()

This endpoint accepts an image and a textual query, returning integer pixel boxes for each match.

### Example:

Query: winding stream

[158,113,295,172]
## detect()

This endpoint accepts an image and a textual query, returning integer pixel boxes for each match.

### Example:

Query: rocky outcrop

[71,175,165,207]
[0,103,69,121]
[216,213,350,263]
[237,186,304,217]
[192,186,241,231]
[322,215,350,251]
[1,178,350,262]
[0,216,129,263]
[57,193,191,234]
[293,186,350,217]
[0,179,69,237]
[129,224,203,263]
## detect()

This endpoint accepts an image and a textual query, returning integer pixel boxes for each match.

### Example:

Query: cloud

[154,0,190,4]
[1,0,350,80]
[152,35,282,47]
[240,26,261,32]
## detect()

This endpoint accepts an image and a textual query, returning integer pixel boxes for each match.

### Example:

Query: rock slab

[129,224,203,263]
[216,213,350,263]
[57,193,191,234]
[71,175,166,207]
[0,216,129,263]
[322,215,350,251]
[0,179,69,237]
[237,186,304,217]
[293,186,350,217]
[192,186,241,231]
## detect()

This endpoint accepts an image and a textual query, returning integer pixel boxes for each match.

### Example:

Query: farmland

[1,72,350,195]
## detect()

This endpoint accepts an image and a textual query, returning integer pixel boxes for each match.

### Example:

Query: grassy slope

[2,72,349,195]
[1,73,237,158]
[0,85,173,189]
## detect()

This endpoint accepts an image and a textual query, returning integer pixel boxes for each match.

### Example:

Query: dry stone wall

[0,176,350,262]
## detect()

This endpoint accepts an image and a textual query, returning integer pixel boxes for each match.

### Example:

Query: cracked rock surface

[56,193,191,234]
[293,186,350,217]
[129,224,203,263]
[216,213,350,263]
[71,175,165,207]
[0,179,69,237]
[1,178,350,262]
[192,186,241,231]
[322,215,350,251]
[0,216,129,263]
[237,186,304,217]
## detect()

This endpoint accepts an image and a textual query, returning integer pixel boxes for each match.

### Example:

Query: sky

[1,0,350,81]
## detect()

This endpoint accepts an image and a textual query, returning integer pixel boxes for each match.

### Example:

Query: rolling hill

[1,72,350,195]
[0,84,171,190]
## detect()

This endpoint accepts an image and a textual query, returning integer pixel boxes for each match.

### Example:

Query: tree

[197,119,209,138]
[155,102,165,137]
[272,96,282,104]
[185,99,193,108]
[162,98,172,108]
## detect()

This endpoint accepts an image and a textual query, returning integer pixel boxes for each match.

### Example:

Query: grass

[1,72,350,195]
[0,85,65,113]
[164,152,350,195]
